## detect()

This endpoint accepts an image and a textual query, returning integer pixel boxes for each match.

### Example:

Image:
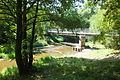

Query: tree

[0,0,40,75]
[15,0,26,75]
[49,9,84,32]
[0,0,79,75]
[0,0,87,75]
[0,0,16,44]
[88,0,120,49]
[29,0,39,67]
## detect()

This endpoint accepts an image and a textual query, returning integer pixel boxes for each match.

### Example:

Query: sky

[75,0,87,10]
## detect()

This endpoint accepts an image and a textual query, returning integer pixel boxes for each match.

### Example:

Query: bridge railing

[48,28,120,37]
[48,28,100,34]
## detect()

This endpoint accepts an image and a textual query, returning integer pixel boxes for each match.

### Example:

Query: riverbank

[0,42,119,72]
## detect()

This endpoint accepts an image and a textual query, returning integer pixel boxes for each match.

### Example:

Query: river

[0,43,77,72]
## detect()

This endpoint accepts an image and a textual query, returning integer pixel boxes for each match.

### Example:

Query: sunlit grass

[87,49,114,59]
[84,42,118,59]
[85,42,105,49]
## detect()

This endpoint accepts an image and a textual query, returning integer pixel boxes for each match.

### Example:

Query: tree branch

[27,14,50,22]
[26,0,37,13]
[27,20,50,26]
[1,0,16,18]
[0,12,14,17]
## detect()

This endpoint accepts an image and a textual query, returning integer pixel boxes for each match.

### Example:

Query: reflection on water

[34,46,76,60]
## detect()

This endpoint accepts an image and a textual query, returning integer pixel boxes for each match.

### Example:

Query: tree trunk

[29,1,39,67]
[16,0,26,75]
[22,0,29,70]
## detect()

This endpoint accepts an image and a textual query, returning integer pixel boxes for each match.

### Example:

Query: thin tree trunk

[29,1,39,67]
[23,0,29,69]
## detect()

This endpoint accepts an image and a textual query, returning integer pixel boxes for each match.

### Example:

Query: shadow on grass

[111,52,120,55]
[0,57,120,80]
[85,45,100,50]
[33,50,47,54]
[106,52,120,58]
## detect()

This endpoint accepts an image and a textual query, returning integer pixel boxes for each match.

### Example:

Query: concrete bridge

[48,29,93,52]
[48,29,120,38]
[48,31,100,36]
[48,28,100,36]
[48,29,120,52]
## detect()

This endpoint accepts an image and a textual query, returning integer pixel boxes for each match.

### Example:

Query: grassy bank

[0,56,120,80]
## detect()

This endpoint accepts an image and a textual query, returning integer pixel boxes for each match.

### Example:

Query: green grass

[85,42,105,49]
[0,57,120,80]
[87,49,113,59]
[84,42,114,59]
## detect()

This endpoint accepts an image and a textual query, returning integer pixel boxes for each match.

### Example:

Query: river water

[0,43,77,72]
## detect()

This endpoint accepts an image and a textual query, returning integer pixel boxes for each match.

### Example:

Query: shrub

[50,34,64,43]
[0,44,15,54]
[0,53,6,58]
[6,53,15,59]
[61,35,79,43]
[1,67,18,76]
[0,53,15,59]
[0,67,18,80]
[40,56,56,63]
[33,40,48,47]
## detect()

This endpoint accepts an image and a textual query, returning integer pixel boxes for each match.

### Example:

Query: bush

[33,40,48,47]
[0,53,6,58]
[50,34,64,43]
[54,35,64,42]
[50,34,79,43]
[6,53,15,59]
[0,44,15,59]
[0,67,18,80]
[61,35,79,43]
[0,44,15,54]
[1,67,18,76]
[40,56,56,63]
[0,53,15,59]
[92,35,120,50]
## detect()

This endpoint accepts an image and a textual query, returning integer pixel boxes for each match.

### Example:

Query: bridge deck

[48,31,120,37]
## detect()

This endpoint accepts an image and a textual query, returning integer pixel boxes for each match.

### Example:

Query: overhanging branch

[1,0,16,18]
[26,0,37,13]
[27,14,50,22]
[27,19,50,26]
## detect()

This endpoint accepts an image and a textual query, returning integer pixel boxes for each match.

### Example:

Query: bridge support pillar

[73,35,85,52]
[79,35,85,48]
